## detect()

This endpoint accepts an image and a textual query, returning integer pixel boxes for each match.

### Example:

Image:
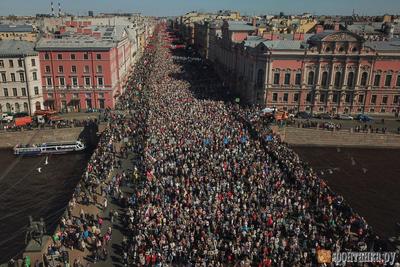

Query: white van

[1,113,13,123]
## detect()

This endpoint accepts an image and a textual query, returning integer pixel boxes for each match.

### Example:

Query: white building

[0,40,43,115]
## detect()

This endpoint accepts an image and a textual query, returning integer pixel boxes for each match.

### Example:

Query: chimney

[58,2,61,17]
[334,22,340,32]
[51,2,54,16]
[316,25,324,34]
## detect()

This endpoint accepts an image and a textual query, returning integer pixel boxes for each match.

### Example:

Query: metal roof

[0,24,34,33]
[227,21,256,32]
[262,40,306,50]
[365,39,400,52]
[0,40,37,57]
[35,37,114,51]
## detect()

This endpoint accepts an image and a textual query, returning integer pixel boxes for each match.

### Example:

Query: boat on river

[13,140,85,156]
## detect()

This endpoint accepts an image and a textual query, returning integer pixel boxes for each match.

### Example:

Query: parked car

[355,114,373,122]
[295,111,312,119]
[337,114,354,120]
[317,113,333,120]
[1,113,13,123]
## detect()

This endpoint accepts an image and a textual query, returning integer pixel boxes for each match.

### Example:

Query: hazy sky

[0,0,399,17]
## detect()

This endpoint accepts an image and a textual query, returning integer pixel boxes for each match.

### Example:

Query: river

[293,146,400,241]
[0,149,91,263]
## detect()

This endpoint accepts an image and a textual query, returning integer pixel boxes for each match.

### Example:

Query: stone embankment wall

[277,127,400,148]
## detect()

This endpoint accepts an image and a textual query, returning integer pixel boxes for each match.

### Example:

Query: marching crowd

[41,23,390,266]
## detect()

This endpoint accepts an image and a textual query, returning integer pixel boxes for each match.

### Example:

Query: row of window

[49,93,106,99]
[271,71,400,88]
[0,102,30,113]
[45,65,103,74]
[0,58,36,68]
[44,53,102,60]
[45,76,104,87]
[2,86,40,97]
[271,92,400,105]
[0,72,38,83]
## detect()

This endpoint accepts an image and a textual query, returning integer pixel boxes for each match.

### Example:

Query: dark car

[317,113,333,120]
[355,114,373,122]
[295,111,312,119]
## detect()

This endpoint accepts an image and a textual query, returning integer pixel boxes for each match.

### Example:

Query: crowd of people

[107,24,384,266]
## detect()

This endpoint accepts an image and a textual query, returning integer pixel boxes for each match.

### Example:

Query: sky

[0,0,399,17]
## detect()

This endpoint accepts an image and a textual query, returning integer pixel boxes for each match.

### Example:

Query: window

[15,103,20,112]
[48,93,54,99]
[23,102,28,112]
[45,66,51,73]
[21,88,26,96]
[84,53,89,60]
[31,58,36,67]
[256,69,264,88]
[3,88,8,97]
[32,72,37,81]
[394,95,399,104]
[333,92,339,103]
[374,74,381,87]
[382,96,388,104]
[59,77,65,87]
[85,93,91,99]
[57,54,62,60]
[97,77,104,87]
[397,75,400,87]
[321,71,328,88]
[96,54,102,60]
[58,66,63,73]
[60,93,66,98]
[71,65,77,73]
[9,60,13,68]
[295,73,301,85]
[72,77,78,87]
[11,73,15,82]
[345,94,352,103]
[73,93,79,98]
[12,88,17,96]
[283,93,288,102]
[334,72,341,88]
[272,93,278,102]
[360,72,368,86]
[85,77,91,86]
[306,93,312,102]
[273,73,280,85]
[347,72,354,88]
[70,54,76,60]
[96,65,103,73]
[307,71,315,85]
[46,77,52,86]
[44,53,50,60]
[19,73,25,82]
[0,60,4,68]
[358,95,364,103]
[17,59,23,68]
[293,93,299,102]
[99,93,104,98]
[371,95,377,104]
[320,93,326,103]
[284,73,290,85]
[1,72,6,82]
[84,65,90,73]
[34,86,39,95]
[385,74,392,87]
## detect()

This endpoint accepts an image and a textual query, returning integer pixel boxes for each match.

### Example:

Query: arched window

[35,101,41,111]
[307,71,315,85]
[257,69,264,88]
[6,103,11,113]
[15,103,20,113]
[334,71,342,88]
[23,102,28,112]
[360,72,368,86]
[374,74,381,87]
[321,71,328,88]
[347,72,354,88]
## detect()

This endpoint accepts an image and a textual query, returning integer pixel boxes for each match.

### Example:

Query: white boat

[14,141,85,156]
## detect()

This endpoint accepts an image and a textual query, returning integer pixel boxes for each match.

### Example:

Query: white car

[338,114,353,120]
[1,113,13,123]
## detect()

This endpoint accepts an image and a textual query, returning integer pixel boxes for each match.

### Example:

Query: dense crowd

[111,25,384,266]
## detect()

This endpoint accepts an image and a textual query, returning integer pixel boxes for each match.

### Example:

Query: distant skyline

[0,0,399,17]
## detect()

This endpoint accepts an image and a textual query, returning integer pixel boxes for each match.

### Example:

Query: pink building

[213,27,400,115]
[35,26,134,111]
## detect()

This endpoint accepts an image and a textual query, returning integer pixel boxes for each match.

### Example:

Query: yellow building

[0,25,37,42]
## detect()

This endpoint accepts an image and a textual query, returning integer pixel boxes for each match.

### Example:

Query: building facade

[0,41,43,115]
[211,26,400,115]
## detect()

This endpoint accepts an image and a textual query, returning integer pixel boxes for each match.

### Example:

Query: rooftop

[0,24,34,33]
[35,36,115,51]
[365,39,400,51]
[226,21,256,32]
[0,40,36,57]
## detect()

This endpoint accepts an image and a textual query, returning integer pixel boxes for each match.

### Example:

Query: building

[35,26,135,112]
[211,25,400,115]
[0,24,38,42]
[0,40,43,115]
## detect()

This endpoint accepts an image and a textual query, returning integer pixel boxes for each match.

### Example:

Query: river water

[0,149,91,263]
[293,146,400,241]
